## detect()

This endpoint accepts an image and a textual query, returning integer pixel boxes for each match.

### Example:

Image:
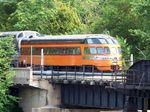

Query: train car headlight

[112,57,118,65]
[111,57,120,70]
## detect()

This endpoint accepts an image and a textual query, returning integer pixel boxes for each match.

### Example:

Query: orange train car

[20,34,122,71]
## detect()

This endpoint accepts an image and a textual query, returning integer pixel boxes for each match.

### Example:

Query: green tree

[0,37,16,112]
[0,0,19,31]
[129,0,150,60]
[9,0,84,34]
[92,0,150,61]
[62,0,99,33]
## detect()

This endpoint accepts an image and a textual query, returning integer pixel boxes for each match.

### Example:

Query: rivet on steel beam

[81,80,86,84]
[63,80,69,84]
[72,80,77,84]
[90,81,95,85]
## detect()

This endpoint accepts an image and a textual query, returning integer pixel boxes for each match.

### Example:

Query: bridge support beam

[142,98,148,112]
[123,96,137,112]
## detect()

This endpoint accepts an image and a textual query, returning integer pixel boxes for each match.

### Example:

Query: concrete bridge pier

[18,80,61,112]
[13,68,61,112]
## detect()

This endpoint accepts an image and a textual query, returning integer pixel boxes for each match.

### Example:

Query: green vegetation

[0,0,149,111]
[0,37,17,112]
[92,0,150,61]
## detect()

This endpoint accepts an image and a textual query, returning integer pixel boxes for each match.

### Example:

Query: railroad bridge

[13,60,150,112]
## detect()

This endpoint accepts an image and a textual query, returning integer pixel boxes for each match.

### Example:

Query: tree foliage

[0,37,16,112]
[92,0,150,61]
[0,1,19,31]
[9,0,84,34]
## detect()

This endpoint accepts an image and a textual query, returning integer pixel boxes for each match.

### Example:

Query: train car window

[57,48,60,54]
[84,47,90,54]
[99,38,108,44]
[64,48,68,54]
[85,38,100,44]
[72,48,76,54]
[97,47,103,54]
[54,48,57,54]
[25,48,27,55]
[18,33,23,38]
[118,47,122,54]
[21,48,24,55]
[56,48,60,54]
[104,47,110,54]
[28,48,31,55]
[42,47,81,55]
[33,48,39,55]
[84,47,97,54]
[32,48,35,55]
[47,48,50,55]
[21,48,30,55]
[75,47,81,54]
[85,38,108,44]
[91,38,100,44]
[107,39,114,44]
[69,48,73,54]
[20,48,23,55]
[49,48,53,54]
[37,48,40,55]
[86,38,93,44]
[114,39,119,44]
[111,47,117,54]
[59,48,63,54]
[44,48,49,55]
[112,39,118,44]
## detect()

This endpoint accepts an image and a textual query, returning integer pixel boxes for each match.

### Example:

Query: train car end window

[118,47,122,54]
[111,47,117,54]
[107,39,114,44]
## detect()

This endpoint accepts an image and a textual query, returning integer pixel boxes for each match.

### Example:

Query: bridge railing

[31,65,150,88]
[11,57,150,88]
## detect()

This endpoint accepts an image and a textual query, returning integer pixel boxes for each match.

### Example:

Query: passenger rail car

[20,34,122,71]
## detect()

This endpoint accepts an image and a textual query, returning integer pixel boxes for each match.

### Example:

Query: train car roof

[21,34,117,42]
[0,31,19,37]
[0,30,34,35]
